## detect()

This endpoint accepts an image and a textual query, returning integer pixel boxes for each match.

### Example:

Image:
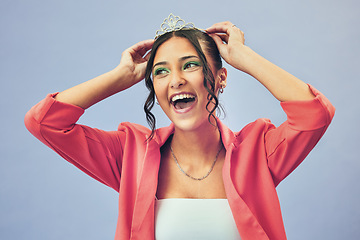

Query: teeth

[171,94,195,102]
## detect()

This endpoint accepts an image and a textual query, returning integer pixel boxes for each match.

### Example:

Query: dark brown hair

[144,29,223,140]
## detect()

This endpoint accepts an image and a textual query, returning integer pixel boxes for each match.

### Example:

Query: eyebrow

[153,55,200,70]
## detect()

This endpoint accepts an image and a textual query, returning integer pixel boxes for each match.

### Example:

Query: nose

[170,70,185,89]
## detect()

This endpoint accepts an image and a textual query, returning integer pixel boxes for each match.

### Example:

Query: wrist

[232,45,258,74]
[109,66,136,92]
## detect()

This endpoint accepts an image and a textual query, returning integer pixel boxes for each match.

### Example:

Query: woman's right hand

[55,39,154,109]
[114,39,154,88]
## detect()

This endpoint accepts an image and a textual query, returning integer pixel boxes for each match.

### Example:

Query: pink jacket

[25,85,335,239]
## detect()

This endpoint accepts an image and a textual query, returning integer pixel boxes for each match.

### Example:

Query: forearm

[55,67,133,109]
[54,39,154,109]
[239,46,315,102]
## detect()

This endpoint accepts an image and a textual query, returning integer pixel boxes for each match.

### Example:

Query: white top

[155,198,242,240]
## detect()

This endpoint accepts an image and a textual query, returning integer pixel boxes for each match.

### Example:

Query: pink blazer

[25,85,335,239]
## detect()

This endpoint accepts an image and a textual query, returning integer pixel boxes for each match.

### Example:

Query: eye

[154,67,170,76]
[183,61,201,71]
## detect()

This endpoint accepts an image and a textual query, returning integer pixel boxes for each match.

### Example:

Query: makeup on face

[153,56,203,111]
[151,37,217,132]
[152,56,202,78]
[152,58,201,111]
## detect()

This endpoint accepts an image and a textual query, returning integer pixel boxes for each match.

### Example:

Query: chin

[171,116,212,133]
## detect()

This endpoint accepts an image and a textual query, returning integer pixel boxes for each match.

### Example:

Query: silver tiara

[155,13,199,39]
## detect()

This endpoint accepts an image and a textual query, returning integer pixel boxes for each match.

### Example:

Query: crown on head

[155,13,199,39]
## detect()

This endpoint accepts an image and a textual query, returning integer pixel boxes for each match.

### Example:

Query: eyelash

[183,61,201,70]
[153,61,201,76]
[154,67,170,76]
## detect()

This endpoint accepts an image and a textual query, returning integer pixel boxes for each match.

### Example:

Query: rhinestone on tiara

[155,13,197,39]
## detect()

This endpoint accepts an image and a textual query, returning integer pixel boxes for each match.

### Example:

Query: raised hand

[207,21,314,102]
[116,39,154,87]
[55,39,154,109]
[206,22,247,72]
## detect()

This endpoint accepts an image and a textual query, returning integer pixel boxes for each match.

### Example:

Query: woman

[25,14,335,239]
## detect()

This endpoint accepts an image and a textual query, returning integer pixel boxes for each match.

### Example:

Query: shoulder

[235,118,275,138]
[117,122,152,139]
[117,122,150,132]
[217,118,275,147]
[116,122,174,145]
[225,118,276,147]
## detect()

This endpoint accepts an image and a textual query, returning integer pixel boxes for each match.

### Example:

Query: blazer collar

[152,118,236,149]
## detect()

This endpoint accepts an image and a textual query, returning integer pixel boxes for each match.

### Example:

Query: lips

[170,93,196,111]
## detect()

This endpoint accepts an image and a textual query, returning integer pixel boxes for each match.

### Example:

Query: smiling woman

[144,27,225,139]
[24,14,335,240]
[149,36,226,135]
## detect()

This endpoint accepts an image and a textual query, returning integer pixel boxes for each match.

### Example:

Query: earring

[219,86,224,94]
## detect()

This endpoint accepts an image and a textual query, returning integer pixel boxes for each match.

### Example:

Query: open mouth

[170,93,196,110]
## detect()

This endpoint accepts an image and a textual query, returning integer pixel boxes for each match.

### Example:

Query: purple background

[1,0,358,239]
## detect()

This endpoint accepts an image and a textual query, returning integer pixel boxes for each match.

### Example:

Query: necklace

[170,144,223,181]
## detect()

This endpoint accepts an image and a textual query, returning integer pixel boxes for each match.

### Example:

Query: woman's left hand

[206,22,248,72]
[207,22,315,102]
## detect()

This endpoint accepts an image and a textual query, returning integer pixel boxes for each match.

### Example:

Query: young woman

[25,14,335,239]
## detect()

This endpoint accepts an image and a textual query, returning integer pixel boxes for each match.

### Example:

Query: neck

[171,120,222,166]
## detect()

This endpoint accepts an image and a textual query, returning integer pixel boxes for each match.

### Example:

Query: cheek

[153,80,168,100]
[195,76,208,94]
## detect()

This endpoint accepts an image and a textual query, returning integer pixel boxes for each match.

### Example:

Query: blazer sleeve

[265,85,335,186]
[24,93,123,191]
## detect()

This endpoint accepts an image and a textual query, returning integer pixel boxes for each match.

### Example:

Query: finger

[208,33,226,50]
[144,50,152,61]
[129,39,154,57]
[133,39,154,50]
[208,34,228,59]
[136,40,154,57]
[206,21,233,31]
[216,34,229,44]
[206,21,235,34]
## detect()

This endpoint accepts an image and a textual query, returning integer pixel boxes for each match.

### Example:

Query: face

[152,37,224,132]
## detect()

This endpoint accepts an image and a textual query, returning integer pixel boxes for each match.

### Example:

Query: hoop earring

[219,87,224,94]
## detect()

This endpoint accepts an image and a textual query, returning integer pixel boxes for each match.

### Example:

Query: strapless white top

[155,198,241,240]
